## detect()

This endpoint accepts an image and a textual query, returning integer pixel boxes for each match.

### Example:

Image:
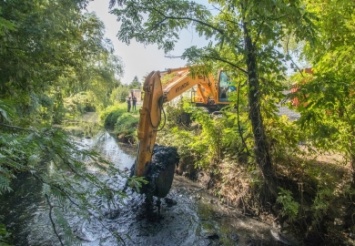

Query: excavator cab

[218,71,235,102]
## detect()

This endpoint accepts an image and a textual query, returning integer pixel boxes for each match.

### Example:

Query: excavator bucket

[142,145,179,198]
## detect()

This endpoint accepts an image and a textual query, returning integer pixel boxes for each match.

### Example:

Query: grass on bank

[100,103,140,143]
[156,105,354,245]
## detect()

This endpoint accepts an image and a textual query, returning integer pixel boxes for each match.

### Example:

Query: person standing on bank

[127,97,131,112]
[132,96,137,112]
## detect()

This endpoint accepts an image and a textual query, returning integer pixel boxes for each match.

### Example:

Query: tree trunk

[351,154,355,188]
[243,22,277,203]
[351,127,355,185]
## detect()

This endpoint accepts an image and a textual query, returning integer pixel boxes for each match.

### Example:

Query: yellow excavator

[132,67,234,201]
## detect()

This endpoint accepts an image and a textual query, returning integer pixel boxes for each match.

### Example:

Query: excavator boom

[135,71,163,177]
[134,67,233,198]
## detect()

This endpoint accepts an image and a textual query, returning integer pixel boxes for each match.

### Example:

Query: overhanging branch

[150,6,225,35]
[203,55,247,74]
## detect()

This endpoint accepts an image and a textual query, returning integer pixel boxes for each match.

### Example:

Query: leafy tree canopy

[0,0,127,243]
[294,0,355,172]
[0,0,123,125]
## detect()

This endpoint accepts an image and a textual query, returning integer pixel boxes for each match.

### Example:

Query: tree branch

[203,54,248,74]
[34,173,126,245]
[150,6,225,35]
[45,194,65,246]
[0,123,33,132]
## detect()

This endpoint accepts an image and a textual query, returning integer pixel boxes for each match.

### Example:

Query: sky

[86,1,208,84]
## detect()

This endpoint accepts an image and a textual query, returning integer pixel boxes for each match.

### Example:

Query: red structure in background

[290,68,313,107]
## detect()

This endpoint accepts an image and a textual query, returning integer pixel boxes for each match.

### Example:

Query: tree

[109,0,315,203]
[296,0,355,184]
[0,0,122,124]
[129,75,141,89]
[0,0,126,243]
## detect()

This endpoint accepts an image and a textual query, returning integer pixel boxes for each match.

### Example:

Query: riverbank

[171,175,296,245]
[94,111,355,245]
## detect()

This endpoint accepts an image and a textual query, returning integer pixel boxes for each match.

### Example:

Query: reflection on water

[1,130,280,246]
[1,131,137,246]
[78,131,135,171]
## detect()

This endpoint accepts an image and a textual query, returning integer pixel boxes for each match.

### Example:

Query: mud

[1,131,290,246]
[66,175,284,246]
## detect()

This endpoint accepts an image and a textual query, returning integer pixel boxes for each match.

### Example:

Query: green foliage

[276,188,300,221]
[64,92,97,116]
[219,105,251,158]
[160,105,220,169]
[311,187,333,222]
[0,0,122,125]
[100,104,126,129]
[0,1,130,243]
[164,100,190,127]
[188,108,223,168]
[264,115,303,160]
[161,102,250,169]
[129,76,141,89]
[295,0,355,165]
[0,6,16,36]
[114,112,139,137]
[0,222,11,246]
[110,85,130,103]
[126,176,148,194]
[111,0,213,53]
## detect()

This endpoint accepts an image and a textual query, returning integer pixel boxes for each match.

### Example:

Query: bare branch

[45,194,65,246]
[203,54,247,74]
[149,6,225,35]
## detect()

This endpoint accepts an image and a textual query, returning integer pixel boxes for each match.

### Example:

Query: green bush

[110,86,130,103]
[64,92,96,116]
[276,187,300,221]
[0,222,12,246]
[114,112,139,136]
[100,105,126,130]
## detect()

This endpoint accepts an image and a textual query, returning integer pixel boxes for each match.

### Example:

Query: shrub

[100,105,126,130]
[114,113,138,137]
[276,187,300,221]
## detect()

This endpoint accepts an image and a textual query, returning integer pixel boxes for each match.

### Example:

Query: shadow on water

[78,131,135,171]
[1,131,283,246]
[0,173,44,245]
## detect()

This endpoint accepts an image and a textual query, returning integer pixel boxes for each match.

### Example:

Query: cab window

[219,71,235,102]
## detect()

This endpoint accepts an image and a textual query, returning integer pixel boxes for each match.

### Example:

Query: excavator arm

[133,67,233,199]
[135,67,216,179]
[135,71,163,177]
[161,68,216,104]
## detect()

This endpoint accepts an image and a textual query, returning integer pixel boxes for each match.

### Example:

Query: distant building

[130,89,142,104]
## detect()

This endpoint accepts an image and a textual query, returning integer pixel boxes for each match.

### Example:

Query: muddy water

[2,131,284,246]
